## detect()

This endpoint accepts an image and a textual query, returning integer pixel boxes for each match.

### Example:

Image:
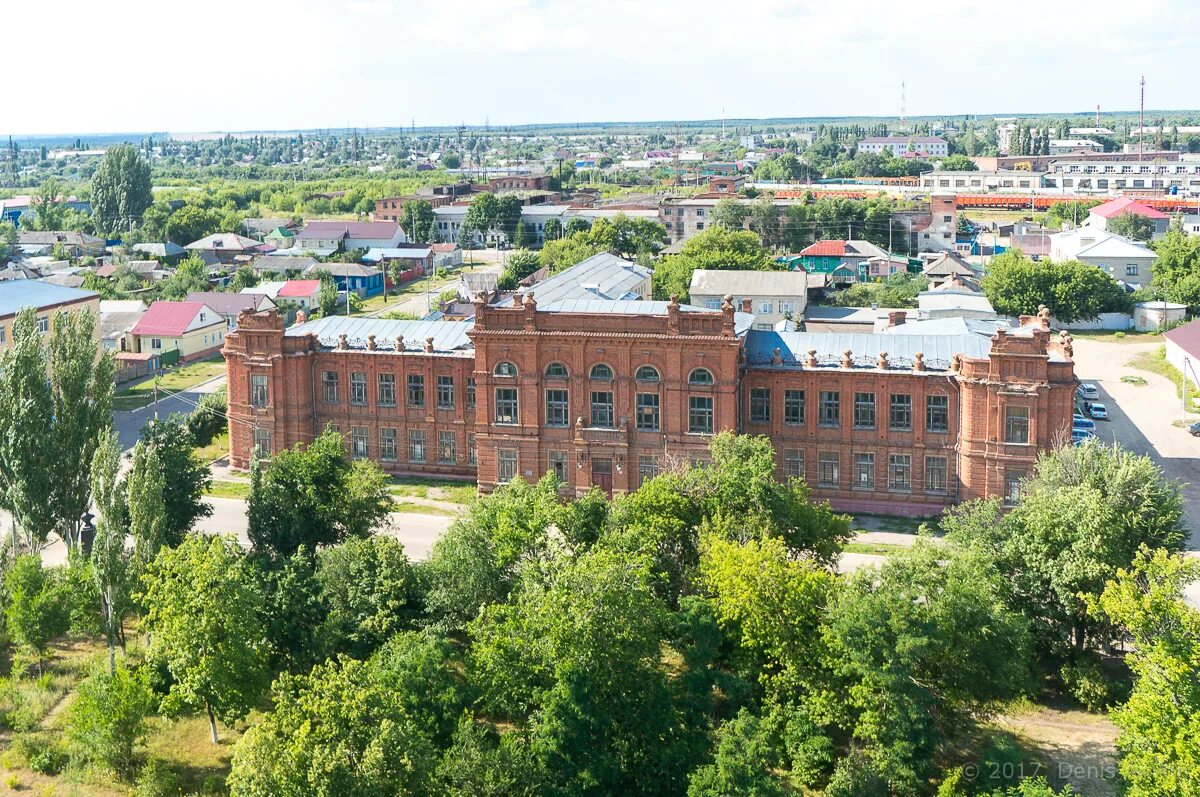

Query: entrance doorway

[591,457,613,497]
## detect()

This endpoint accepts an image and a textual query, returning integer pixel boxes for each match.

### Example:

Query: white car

[1076,383,1099,401]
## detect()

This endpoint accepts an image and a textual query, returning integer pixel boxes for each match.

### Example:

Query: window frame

[377,373,397,407]
[853,392,876,430]
[545,362,569,379]
[1004,406,1030,444]
[853,452,875,490]
[494,361,518,378]
[321,370,339,404]
[888,454,912,492]
[250,374,269,408]
[545,388,569,427]
[925,394,949,433]
[688,367,714,386]
[784,389,805,426]
[590,390,615,428]
[406,373,425,408]
[494,387,519,425]
[590,363,614,381]
[635,365,660,383]
[818,390,840,428]
[688,395,714,435]
[889,394,913,432]
[749,387,771,424]
[349,372,368,406]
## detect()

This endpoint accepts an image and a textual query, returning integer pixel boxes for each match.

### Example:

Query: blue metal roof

[537,299,755,336]
[515,252,650,304]
[0,281,97,318]
[745,330,991,371]
[285,316,474,354]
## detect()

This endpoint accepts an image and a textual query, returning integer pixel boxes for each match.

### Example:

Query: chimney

[667,295,681,334]
[887,310,906,327]
[741,297,752,313]
[295,309,307,324]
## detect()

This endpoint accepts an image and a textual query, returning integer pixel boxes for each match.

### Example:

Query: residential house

[918,289,996,320]
[1165,318,1200,390]
[185,291,277,329]
[130,242,187,260]
[16,231,105,258]
[1085,197,1170,239]
[130,300,227,362]
[1135,301,1187,333]
[264,227,296,250]
[795,240,892,284]
[922,251,978,288]
[242,218,299,240]
[184,233,266,264]
[248,255,320,278]
[688,269,808,329]
[515,252,651,304]
[294,221,406,255]
[363,246,434,275]
[275,279,323,310]
[431,243,463,268]
[1073,235,1157,288]
[305,262,384,297]
[0,281,100,352]
[99,300,148,352]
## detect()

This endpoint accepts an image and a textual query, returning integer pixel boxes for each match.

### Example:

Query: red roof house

[1087,197,1170,237]
[129,300,227,362]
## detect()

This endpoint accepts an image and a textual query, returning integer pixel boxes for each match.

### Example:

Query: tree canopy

[652,226,776,301]
[981,249,1133,322]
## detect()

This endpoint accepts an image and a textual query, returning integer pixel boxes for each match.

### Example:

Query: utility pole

[1139,76,1146,163]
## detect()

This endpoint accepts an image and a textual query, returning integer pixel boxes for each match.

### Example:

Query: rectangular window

[1126,264,1138,276]
[468,433,477,465]
[250,374,268,408]
[408,430,426,462]
[466,378,476,409]
[636,392,660,431]
[926,395,949,433]
[1005,406,1030,444]
[252,428,271,457]
[436,376,455,409]
[36,316,49,334]
[549,451,568,481]
[380,428,397,461]
[749,387,771,424]
[888,454,912,492]
[546,388,569,427]
[758,300,773,314]
[817,452,839,488]
[438,431,457,464]
[638,455,659,486]
[689,395,714,434]
[853,392,876,429]
[377,373,396,407]
[407,374,425,408]
[495,387,518,424]
[1004,470,1023,505]
[784,390,805,425]
[591,391,614,428]
[925,456,947,494]
[350,372,367,406]
[784,449,804,479]
[889,394,912,431]
[321,370,339,404]
[853,452,875,490]
[497,449,518,482]
[818,391,840,428]
[351,426,368,458]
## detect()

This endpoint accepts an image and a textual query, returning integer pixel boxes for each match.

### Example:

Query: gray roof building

[514,252,650,305]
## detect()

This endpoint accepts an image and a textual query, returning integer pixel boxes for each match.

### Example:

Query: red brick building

[223,298,1076,514]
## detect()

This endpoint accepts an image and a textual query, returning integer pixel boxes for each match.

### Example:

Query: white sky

[8,0,1199,136]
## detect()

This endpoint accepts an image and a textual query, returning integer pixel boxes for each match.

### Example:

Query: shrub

[1113,331,1126,339]
[66,664,156,775]
[1060,658,1128,712]
[186,386,228,447]
[135,759,184,797]
[27,744,66,776]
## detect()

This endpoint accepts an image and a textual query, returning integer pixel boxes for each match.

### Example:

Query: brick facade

[223,303,1076,515]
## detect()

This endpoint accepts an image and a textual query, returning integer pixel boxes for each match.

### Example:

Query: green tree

[400,199,436,244]
[126,439,169,575]
[711,199,750,231]
[136,417,212,544]
[464,193,499,248]
[31,177,67,230]
[66,663,156,776]
[1107,211,1155,242]
[945,440,1185,658]
[4,555,70,671]
[538,232,603,272]
[981,249,1132,323]
[687,710,788,797]
[938,154,979,171]
[1044,200,1101,230]
[90,428,132,672]
[164,204,221,245]
[316,536,420,658]
[441,152,462,169]
[246,428,389,558]
[228,656,436,797]
[141,535,269,743]
[1094,548,1200,797]
[157,254,212,300]
[1150,227,1200,309]
[652,226,776,301]
[497,248,541,289]
[494,195,523,244]
[611,213,668,258]
[91,144,153,236]
[230,265,259,292]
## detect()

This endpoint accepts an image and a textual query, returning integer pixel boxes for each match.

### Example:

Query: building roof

[1076,235,1156,260]
[922,251,977,278]
[185,233,263,251]
[132,242,186,258]
[307,262,382,278]
[363,247,432,262]
[917,291,996,315]
[249,255,320,274]
[242,218,297,238]
[285,316,475,354]
[1164,318,1200,357]
[185,291,273,316]
[41,273,85,288]
[131,301,224,336]
[516,252,650,304]
[745,330,989,370]
[277,279,322,297]
[859,136,947,145]
[17,230,104,247]
[536,298,756,336]
[431,243,461,253]
[0,281,97,318]
[689,269,809,296]
[297,221,401,240]
[1089,196,1169,220]
[99,300,148,341]
[266,227,295,239]
[883,316,1010,338]
[798,240,846,257]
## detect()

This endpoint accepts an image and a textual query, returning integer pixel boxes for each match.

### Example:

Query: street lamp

[80,511,96,556]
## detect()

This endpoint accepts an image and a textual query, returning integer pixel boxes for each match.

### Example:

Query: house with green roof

[264,227,296,250]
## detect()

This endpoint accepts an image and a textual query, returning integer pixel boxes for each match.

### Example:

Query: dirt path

[995,706,1119,797]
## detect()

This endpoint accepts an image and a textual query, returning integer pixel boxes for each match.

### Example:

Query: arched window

[635,365,660,383]
[545,362,569,379]
[689,367,714,385]
[494,361,518,378]
[590,364,613,380]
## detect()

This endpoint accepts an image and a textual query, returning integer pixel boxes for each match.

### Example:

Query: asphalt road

[115,374,228,451]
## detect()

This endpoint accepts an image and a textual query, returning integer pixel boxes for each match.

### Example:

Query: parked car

[1188,421,1200,437]
[1072,428,1097,445]
[1073,415,1097,432]
[1076,383,1099,401]
[1087,402,1109,420]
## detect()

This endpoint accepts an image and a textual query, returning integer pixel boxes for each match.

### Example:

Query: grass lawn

[1071,330,1164,344]
[850,513,935,535]
[842,541,910,556]
[112,357,226,412]
[1128,344,1199,405]
[387,500,458,517]
[194,431,230,463]
[388,477,476,505]
[204,480,251,500]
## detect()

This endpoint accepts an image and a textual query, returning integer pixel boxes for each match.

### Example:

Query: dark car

[1189,421,1200,437]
